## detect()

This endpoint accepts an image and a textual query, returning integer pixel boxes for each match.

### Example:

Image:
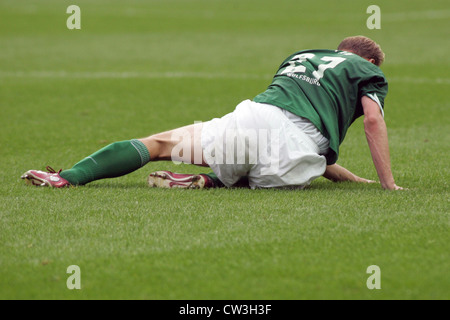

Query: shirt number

[280,54,346,80]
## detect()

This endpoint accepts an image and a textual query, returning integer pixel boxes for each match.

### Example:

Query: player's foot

[21,166,71,188]
[147,171,214,189]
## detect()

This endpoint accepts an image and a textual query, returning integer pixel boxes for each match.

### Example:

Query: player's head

[338,36,385,66]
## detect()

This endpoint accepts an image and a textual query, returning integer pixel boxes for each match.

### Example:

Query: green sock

[60,139,150,185]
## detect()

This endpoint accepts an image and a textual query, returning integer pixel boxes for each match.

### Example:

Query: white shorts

[201,100,327,188]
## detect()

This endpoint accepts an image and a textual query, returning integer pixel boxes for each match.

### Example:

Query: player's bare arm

[323,164,375,184]
[361,96,403,190]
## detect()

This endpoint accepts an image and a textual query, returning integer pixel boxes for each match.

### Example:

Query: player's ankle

[201,174,216,188]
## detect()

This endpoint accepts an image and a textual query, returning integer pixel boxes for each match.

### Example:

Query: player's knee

[139,135,172,160]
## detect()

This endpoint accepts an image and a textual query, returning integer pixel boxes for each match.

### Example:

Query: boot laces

[46,166,62,174]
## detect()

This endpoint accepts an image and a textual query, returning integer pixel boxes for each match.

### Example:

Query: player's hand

[384,183,406,190]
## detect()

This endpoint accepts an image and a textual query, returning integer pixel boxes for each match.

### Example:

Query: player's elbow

[364,113,384,132]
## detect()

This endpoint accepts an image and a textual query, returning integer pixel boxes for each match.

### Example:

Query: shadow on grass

[79,178,382,192]
[83,181,148,190]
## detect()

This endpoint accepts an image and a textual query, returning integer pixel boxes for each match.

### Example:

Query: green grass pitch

[0,0,448,300]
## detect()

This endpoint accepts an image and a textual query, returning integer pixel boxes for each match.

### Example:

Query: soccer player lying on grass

[21,36,404,190]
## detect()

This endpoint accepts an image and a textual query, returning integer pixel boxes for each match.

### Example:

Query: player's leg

[138,123,208,165]
[140,123,219,188]
[21,123,217,187]
[21,138,151,187]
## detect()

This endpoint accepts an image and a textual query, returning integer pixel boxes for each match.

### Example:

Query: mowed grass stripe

[1,71,450,85]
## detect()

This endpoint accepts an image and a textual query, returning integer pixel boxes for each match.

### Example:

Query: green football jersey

[253,49,388,165]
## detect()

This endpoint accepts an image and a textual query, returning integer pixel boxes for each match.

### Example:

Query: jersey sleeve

[359,75,388,116]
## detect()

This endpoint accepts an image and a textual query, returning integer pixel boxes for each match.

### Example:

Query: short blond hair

[337,36,385,66]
